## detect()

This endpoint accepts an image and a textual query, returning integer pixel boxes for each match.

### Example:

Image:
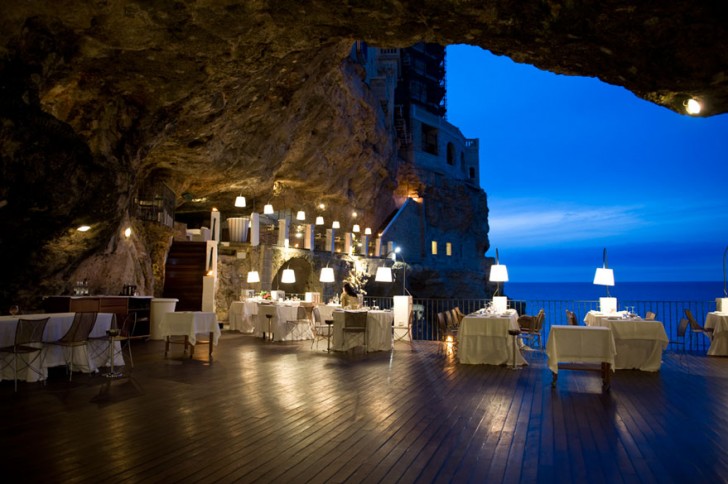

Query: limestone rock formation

[1,1,727,307]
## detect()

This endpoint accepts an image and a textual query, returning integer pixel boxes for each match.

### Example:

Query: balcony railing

[360,296,718,353]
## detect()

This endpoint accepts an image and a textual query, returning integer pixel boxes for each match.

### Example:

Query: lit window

[431,241,438,255]
[446,242,452,256]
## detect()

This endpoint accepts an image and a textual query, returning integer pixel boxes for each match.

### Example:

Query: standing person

[340,282,360,309]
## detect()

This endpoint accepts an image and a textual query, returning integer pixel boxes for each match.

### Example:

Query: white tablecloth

[331,310,394,352]
[255,303,313,341]
[458,310,526,366]
[584,314,668,371]
[0,312,118,382]
[160,311,220,346]
[705,312,728,356]
[584,310,629,326]
[228,300,259,333]
[546,325,616,374]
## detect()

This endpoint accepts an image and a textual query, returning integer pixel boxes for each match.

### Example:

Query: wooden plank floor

[2,331,728,483]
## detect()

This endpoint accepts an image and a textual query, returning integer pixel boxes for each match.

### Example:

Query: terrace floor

[2,331,727,483]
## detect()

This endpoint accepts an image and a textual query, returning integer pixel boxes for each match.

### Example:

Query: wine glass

[9,305,20,316]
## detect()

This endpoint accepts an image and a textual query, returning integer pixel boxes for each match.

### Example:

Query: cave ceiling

[1,1,727,301]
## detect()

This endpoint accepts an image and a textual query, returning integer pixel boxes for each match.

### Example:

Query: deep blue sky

[446,45,728,282]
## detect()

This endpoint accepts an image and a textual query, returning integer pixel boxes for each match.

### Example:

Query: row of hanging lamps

[296,210,306,221]
[319,266,335,283]
[332,221,341,229]
[281,265,296,283]
[235,194,246,208]
[316,216,324,225]
[365,228,372,235]
[352,224,360,233]
[264,203,274,214]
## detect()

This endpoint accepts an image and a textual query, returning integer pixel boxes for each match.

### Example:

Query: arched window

[469,167,475,179]
[446,142,455,165]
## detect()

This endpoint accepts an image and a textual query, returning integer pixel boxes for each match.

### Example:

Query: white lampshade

[263,203,274,214]
[235,196,246,208]
[364,227,372,235]
[246,270,260,283]
[332,221,340,229]
[489,264,509,282]
[315,216,324,225]
[281,268,296,284]
[319,267,335,283]
[375,266,393,283]
[352,224,360,233]
[593,267,615,286]
[296,210,306,221]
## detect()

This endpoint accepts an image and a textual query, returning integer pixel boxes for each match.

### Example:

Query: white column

[375,237,382,257]
[205,240,218,274]
[278,218,289,247]
[250,212,260,246]
[326,228,335,253]
[361,235,370,256]
[304,224,314,250]
[344,233,352,255]
[202,273,216,312]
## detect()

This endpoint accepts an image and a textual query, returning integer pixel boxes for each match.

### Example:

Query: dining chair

[684,308,713,344]
[392,306,414,351]
[518,308,545,349]
[89,313,138,377]
[0,317,49,391]
[342,311,368,355]
[284,306,311,341]
[311,306,333,352]
[566,310,578,326]
[47,312,98,381]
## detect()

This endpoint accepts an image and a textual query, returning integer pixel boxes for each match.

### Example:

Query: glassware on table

[9,305,19,316]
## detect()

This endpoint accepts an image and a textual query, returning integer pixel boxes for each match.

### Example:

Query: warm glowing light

[318,203,325,210]
[296,210,306,221]
[320,267,335,283]
[364,227,372,235]
[281,268,296,283]
[352,224,360,233]
[212,207,218,212]
[206,270,214,276]
[234,196,246,207]
[124,227,132,238]
[247,271,260,283]
[77,225,91,232]
[264,203,274,214]
[352,211,358,218]
[685,98,702,115]
[375,267,393,282]
[316,216,324,225]
[332,221,340,229]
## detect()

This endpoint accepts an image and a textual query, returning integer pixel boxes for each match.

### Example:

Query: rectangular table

[160,311,220,361]
[0,312,118,382]
[458,310,527,366]
[705,312,728,356]
[546,325,616,389]
[585,315,669,371]
[331,310,394,352]
[255,303,314,341]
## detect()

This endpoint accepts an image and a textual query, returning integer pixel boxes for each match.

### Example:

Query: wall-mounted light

[124,227,132,238]
[684,98,702,115]
[77,225,91,232]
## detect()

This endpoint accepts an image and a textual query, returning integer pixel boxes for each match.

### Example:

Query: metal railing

[361,296,718,353]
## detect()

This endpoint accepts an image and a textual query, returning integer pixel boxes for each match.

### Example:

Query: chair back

[678,318,689,338]
[436,312,447,334]
[566,310,578,326]
[535,309,545,330]
[313,306,322,323]
[59,312,98,343]
[344,311,367,329]
[684,309,701,329]
[15,317,49,347]
[118,313,137,337]
[296,306,307,320]
[645,311,656,321]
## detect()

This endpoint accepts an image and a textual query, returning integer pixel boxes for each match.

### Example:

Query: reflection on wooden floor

[2,330,727,483]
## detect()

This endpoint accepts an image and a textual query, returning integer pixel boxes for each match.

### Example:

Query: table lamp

[594,248,616,312]
[489,248,509,313]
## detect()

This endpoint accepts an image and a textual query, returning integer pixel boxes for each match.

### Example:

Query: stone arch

[271,256,314,296]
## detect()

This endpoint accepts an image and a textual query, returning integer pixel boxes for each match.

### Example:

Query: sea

[503,281,725,302]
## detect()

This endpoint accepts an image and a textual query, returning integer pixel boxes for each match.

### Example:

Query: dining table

[457,309,527,366]
[584,311,669,371]
[546,325,617,389]
[160,311,221,360]
[705,312,728,356]
[0,312,118,382]
[255,302,314,341]
[331,309,394,352]
[228,299,260,333]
